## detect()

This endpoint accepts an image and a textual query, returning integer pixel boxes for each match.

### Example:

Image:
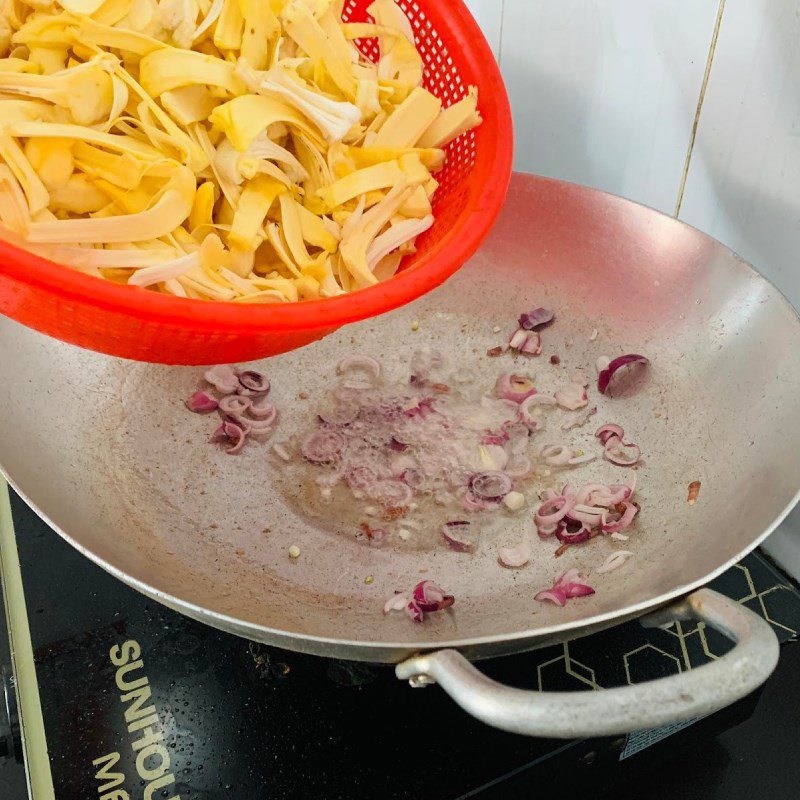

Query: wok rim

[4,174,800,661]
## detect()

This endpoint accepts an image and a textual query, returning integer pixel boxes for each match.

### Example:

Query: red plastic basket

[0,0,513,365]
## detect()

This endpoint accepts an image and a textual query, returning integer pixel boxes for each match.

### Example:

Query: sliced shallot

[569,503,605,525]
[442,520,475,552]
[188,365,280,454]
[347,465,381,492]
[469,471,513,501]
[412,580,455,613]
[249,397,278,423]
[204,364,239,394]
[337,355,381,389]
[601,502,638,533]
[219,394,251,415]
[519,393,556,429]
[535,568,595,607]
[518,307,554,330]
[210,417,247,455]
[186,390,218,413]
[237,369,270,396]
[603,437,641,466]
[541,445,594,467]
[535,495,574,528]
[555,519,591,544]
[246,415,278,435]
[595,423,625,446]
[495,373,537,403]
[597,354,650,396]
[595,424,641,466]
[540,444,573,467]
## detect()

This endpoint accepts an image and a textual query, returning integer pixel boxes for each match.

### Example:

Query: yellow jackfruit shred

[76,16,165,55]
[221,97,323,162]
[161,85,219,126]
[49,174,109,213]
[213,0,242,50]
[239,0,279,70]
[0,133,50,214]
[139,48,246,97]
[188,178,215,231]
[24,137,73,189]
[0,56,116,126]
[229,173,284,250]
[371,86,441,148]
[417,85,482,149]
[0,0,480,301]
[91,0,136,26]
[315,153,428,212]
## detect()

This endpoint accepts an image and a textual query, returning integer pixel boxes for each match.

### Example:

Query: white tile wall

[678,0,800,305]
[496,0,720,213]
[462,0,504,59]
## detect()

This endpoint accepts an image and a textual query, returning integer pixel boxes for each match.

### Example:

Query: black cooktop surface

[1,487,799,799]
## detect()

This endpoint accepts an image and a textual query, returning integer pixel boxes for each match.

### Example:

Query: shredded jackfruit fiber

[0,0,481,303]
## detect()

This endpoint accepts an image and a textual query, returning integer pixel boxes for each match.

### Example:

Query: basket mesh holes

[340,0,478,270]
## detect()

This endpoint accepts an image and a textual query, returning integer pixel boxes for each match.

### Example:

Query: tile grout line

[674,0,727,219]
[497,0,507,67]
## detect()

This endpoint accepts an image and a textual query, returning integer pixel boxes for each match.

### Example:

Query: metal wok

[1,173,798,737]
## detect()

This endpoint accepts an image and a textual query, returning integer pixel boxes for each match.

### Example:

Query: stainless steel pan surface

[2,174,799,736]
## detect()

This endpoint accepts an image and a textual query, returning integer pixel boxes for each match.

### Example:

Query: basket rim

[0,0,513,335]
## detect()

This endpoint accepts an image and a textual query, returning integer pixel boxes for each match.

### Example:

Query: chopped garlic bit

[288,544,301,558]
[0,0,482,303]
[273,442,291,461]
[503,491,525,511]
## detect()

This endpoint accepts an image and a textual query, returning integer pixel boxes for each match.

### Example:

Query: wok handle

[394,589,780,737]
